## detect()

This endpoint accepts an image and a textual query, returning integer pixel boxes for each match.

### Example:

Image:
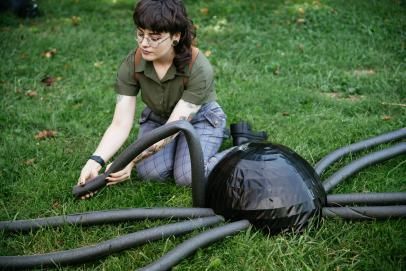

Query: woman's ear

[173,32,181,42]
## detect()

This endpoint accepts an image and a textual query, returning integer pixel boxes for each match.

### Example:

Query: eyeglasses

[135,31,171,48]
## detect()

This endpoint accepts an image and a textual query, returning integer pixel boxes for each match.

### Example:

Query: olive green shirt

[115,49,217,118]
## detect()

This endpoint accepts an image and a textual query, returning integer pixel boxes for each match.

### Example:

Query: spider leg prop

[0,208,216,233]
[327,192,406,206]
[322,142,406,193]
[1,123,405,270]
[316,130,406,220]
[72,121,206,207]
[0,215,223,270]
[139,220,250,271]
[314,128,406,176]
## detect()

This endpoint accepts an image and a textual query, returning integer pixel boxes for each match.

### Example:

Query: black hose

[0,216,223,270]
[72,120,206,207]
[327,193,406,206]
[322,206,406,219]
[138,220,251,271]
[0,208,215,232]
[322,142,406,193]
[315,128,406,176]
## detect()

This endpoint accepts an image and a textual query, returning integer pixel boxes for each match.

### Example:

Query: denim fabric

[136,102,228,185]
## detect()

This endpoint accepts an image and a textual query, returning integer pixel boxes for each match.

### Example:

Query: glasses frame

[136,30,171,48]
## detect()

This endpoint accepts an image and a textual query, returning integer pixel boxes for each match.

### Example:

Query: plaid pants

[136,102,229,185]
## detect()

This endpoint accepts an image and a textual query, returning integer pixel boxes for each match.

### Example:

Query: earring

[172,40,179,46]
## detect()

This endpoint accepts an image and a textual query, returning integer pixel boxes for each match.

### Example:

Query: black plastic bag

[207,142,326,234]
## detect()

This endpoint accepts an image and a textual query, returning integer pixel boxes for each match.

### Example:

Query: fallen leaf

[382,115,392,121]
[204,50,212,57]
[353,69,375,77]
[324,92,364,101]
[347,95,363,101]
[297,7,305,15]
[41,48,57,58]
[200,7,209,15]
[71,16,80,26]
[25,90,38,97]
[52,200,61,209]
[296,18,306,25]
[381,102,406,107]
[24,158,35,165]
[35,130,57,140]
[41,76,55,86]
[273,65,280,75]
[94,61,104,68]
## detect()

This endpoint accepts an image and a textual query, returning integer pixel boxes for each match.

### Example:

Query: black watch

[89,155,105,167]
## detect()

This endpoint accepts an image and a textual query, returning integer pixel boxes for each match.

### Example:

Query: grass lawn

[0,0,405,270]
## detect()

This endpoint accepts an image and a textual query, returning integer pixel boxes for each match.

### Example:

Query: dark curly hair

[133,0,196,73]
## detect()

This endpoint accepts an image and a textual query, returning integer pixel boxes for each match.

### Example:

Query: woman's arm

[78,95,136,185]
[106,99,201,185]
[93,95,136,161]
[142,99,201,153]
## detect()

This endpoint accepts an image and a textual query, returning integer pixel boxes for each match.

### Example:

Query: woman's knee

[173,167,192,186]
[136,163,170,181]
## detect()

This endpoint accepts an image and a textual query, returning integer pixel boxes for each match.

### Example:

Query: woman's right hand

[77,160,102,199]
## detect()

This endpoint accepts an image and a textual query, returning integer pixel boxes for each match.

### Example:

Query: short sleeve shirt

[115,49,217,118]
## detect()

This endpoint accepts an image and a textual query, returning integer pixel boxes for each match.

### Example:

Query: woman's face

[136,28,180,62]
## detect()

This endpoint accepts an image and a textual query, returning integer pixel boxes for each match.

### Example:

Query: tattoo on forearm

[187,112,196,121]
[131,133,180,165]
[178,112,196,122]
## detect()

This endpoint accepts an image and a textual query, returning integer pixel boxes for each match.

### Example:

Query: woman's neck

[153,48,175,66]
[153,49,176,80]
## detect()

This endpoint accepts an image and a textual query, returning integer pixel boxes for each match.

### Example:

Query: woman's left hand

[106,162,135,185]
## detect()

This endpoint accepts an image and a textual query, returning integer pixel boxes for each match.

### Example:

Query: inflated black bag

[207,142,326,234]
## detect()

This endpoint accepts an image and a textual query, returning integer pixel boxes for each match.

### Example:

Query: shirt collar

[136,58,189,83]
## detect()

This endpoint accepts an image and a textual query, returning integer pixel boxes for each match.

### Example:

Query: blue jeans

[136,102,228,185]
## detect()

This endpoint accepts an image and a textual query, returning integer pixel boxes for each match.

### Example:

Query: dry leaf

[273,65,280,75]
[41,48,57,58]
[94,61,104,68]
[41,76,55,86]
[353,69,375,77]
[24,158,35,165]
[381,102,406,107]
[71,16,81,26]
[297,7,305,15]
[296,18,306,25]
[35,130,57,140]
[204,50,212,57]
[52,200,61,209]
[200,7,209,15]
[25,90,38,97]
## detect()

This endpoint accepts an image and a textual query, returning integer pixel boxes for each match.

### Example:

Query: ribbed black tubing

[0,216,223,270]
[315,128,406,176]
[0,208,216,232]
[322,206,406,219]
[138,220,251,271]
[327,193,406,206]
[322,142,406,193]
[72,120,206,207]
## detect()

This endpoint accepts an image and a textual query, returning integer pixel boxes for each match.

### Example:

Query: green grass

[0,0,405,270]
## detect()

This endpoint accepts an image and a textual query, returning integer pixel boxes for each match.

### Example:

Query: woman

[77,0,228,198]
